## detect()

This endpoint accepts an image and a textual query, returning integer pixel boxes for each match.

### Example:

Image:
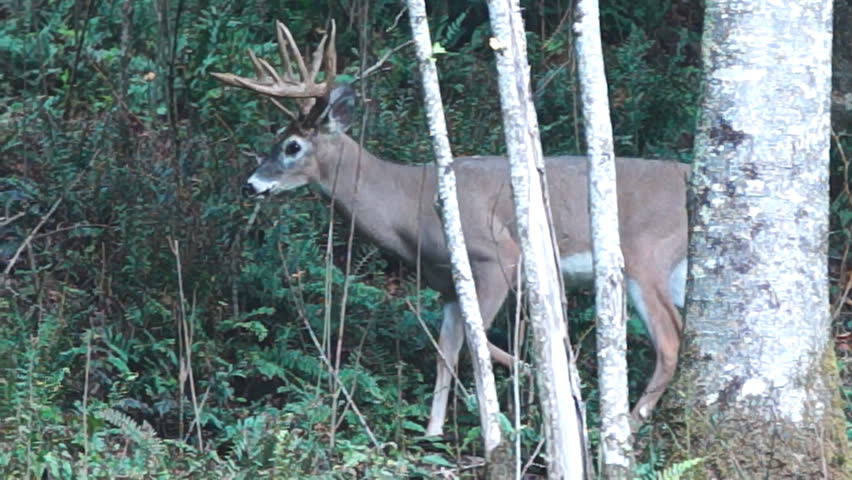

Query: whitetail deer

[214,20,689,436]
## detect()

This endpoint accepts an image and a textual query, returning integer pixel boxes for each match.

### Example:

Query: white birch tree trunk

[486,1,589,478]
[666,0,848,476]
[573,0,634,476]
[406,2,510,475]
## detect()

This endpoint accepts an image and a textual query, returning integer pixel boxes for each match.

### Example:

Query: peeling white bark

[406,0,504,459]
[486,1,588,478]
[573,0,633,476]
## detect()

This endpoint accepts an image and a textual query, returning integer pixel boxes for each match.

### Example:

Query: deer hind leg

[626,271,683,421]
[487,342,513,368]
[425,250,518,436]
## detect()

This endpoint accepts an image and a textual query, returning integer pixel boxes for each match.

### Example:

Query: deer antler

[212,20,337,117]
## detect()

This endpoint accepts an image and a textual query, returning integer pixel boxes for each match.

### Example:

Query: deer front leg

[425,253,517,436]
[426,302,465,436]
[426,302,516,436]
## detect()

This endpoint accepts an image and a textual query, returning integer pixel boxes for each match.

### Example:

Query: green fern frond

[96,407,167,461]
[352,244,380,278]
[655,457,704,480]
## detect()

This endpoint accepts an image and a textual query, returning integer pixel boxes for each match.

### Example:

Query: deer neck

[313,133,436,258]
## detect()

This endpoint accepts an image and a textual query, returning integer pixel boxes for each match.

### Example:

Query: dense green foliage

[0,0,847,478]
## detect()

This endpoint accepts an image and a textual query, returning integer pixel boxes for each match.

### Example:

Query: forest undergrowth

[1,0,848,478]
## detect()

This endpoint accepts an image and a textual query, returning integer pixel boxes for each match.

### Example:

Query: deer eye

[284,141,301,156]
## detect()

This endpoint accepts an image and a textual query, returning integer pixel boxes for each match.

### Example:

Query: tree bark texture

[671,0,847,476]
[573,0,634,477]
[486,1,589,478]
[406,2,510,475]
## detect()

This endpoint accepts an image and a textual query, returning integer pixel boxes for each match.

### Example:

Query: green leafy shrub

[7,1,840,478]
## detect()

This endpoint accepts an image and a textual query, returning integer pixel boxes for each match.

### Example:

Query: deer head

[212,20,354,198]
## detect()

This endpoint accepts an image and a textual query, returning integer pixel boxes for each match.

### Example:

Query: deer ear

[320,83,356,133]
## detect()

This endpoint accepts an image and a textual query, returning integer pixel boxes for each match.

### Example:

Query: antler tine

[267,98,298,119]
[246,49,283,86]
[211,19,338,117]
[325,20,337,85]
[255,56,284,85]
[247,50,267,80]
[310,32,328,81]
[276,21,310,85]
[275,24,295,81]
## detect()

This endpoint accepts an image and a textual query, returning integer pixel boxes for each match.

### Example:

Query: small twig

[513,263,524,479]
[521,437,546,478]
[81,326,93,480]
[183,383,212,445]
[87,57,144,127]
[330,12,376,445]
[354,40,414,83]
[2,153,97,280]
[403,298,471,400]
[0,212,26,227]
[533,60,571,98]
[3,196,62,279]
[830,129,850,205]
[331,167,360,449]
[817,423,829,480]
[300,309,380,448]
[457,457,487,472]
[33,223,110,240]
[544,5,575,48]
[213,112,237,139]
[267,97,297,118]
[243,201,262,234]
[830,130,850,321]
[168,238,204,451]
[334,319,376,432]
[386,7,408,33]
[831,245,851,320]
[277,243,380,448]
[63,0,101,119]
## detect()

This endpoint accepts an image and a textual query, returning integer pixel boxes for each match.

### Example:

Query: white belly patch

[559,252,594,286]
[560,252,687,309]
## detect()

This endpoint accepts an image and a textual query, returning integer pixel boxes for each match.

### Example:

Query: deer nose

[241,183,257,198]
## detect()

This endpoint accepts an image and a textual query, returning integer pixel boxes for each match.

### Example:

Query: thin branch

[403,299,471,400]
[63,0,101,119]
[386,7,408,33]
[2,153,97,280]
[331,5,373,447]
[0,212,26,228]
[831,244,851,320]
[277,242,380,448]
[521,437,547,477]
[80,327,93,480]
[33,223,110,240]
[168,238,204,451]
[354,40,414,83]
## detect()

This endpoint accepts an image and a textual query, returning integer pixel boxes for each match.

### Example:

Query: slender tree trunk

[486,1,589,478]
[406,2,511,476]
[573,0,634,477]
[665,0,848,476]
[117,0,133,158]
